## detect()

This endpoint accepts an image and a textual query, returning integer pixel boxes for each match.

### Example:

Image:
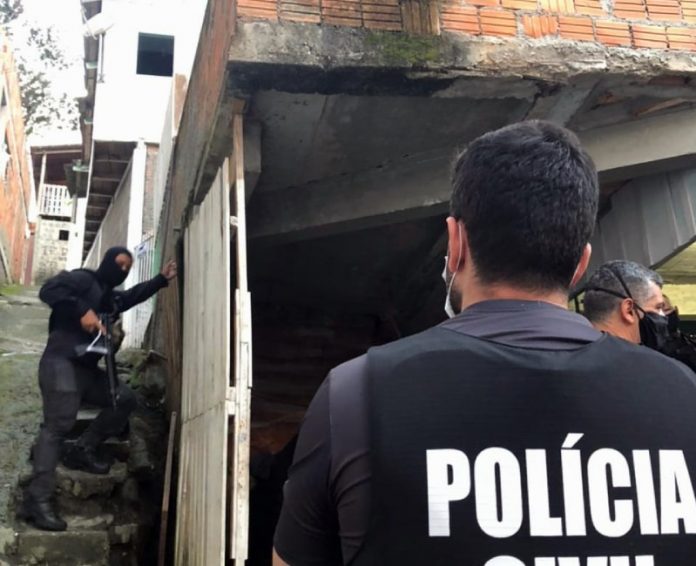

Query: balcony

[39,184,73,219]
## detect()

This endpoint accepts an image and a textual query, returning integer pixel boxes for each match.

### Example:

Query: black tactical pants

[26,355,137,501]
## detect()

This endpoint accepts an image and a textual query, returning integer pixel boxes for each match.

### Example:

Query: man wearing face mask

[582,260,670,351]
[273,122,696,565]
[20,246,177,531]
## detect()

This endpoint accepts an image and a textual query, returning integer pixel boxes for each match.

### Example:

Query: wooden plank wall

[174,165,231,566]
[229,116,253,563]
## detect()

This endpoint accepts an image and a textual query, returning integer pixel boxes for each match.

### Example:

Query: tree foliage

[0,0,78,135]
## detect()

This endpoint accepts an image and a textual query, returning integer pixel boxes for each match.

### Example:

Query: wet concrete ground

[0,286,47,526]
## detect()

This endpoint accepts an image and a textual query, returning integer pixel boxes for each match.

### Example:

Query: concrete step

[15,529,110,566]
[62,437,131,464]
[56,490,141,524]
[56,462,128,500]
[9,514,147,565]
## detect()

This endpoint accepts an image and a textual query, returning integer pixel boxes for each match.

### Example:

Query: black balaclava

[96,246,132,288]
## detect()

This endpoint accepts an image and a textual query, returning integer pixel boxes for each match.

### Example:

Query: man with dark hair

[583,260,668,347]
[20,247,176,531]
[273,121,696,565]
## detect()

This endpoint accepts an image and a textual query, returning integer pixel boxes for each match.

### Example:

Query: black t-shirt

[274,300,606,565]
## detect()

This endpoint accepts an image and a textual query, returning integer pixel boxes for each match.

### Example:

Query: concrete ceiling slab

[251,90,533,192]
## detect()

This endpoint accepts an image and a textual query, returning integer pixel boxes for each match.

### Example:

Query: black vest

[359,328,696,566]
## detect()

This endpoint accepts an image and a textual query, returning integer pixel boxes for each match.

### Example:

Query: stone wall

[32,218,72,283]
[237,0,696,50]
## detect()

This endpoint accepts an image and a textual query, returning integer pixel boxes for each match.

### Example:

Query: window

[58,230,69,241]
[136,33,174,77]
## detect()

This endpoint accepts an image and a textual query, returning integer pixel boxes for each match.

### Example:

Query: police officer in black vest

[21,246,176,531]
[273,122,696,565]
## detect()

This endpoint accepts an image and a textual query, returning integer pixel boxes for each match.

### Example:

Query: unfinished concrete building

[145,0,696,561]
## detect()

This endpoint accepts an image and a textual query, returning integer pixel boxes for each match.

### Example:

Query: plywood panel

[175,165,231,566]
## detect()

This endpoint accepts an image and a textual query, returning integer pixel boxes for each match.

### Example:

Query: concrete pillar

[127,140,147,253]
[122,139,147,340]
[66,197,87,270]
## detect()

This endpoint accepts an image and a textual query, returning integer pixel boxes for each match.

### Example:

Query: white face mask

[442,256,456,318]
[441,224,463,319]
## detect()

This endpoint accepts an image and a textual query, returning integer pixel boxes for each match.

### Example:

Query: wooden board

[229,114,253,563]
[157,411,177,566]
[174,162,231,566]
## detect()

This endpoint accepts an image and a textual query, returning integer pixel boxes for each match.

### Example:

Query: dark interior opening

[136,33,174,77]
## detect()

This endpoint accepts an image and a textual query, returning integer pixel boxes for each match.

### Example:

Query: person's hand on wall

[161,260,177,281]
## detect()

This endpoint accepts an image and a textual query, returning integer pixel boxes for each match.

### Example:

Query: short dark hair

[450,120,598,291]
[583,260,663,323]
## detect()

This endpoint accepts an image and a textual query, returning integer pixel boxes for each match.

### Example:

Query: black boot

[18,495,67,531]
[61,445,111,475]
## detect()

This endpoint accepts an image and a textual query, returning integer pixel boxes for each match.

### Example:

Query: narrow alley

[0,285,170,566]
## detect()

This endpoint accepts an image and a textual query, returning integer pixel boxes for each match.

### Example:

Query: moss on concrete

[0,285,22,297]
[365,31,442,67]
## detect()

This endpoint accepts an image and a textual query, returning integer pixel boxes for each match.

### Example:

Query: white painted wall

[92,0,206,144]
[67,197,87,270]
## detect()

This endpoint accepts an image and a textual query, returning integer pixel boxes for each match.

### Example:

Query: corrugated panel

[591,166,696,271]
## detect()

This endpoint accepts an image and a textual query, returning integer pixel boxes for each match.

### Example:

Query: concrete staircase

[4,434,158,565]
[0,287,167,566]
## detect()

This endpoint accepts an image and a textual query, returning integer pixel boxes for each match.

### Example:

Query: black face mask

[583,267,670,353]
[96,246,132,288]
[637,309,671,352]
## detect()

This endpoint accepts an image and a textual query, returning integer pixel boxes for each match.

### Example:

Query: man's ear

[570,243,592,288]
[446,217,467,274]
[619,298,639,325]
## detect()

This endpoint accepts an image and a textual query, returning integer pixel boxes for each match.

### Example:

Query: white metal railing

[40,184,72,218]
[122,233,156,349]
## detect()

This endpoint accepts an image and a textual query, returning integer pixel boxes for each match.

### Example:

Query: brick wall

[0,39,32,284]
[33,218,71,283]
[238,0,696,50]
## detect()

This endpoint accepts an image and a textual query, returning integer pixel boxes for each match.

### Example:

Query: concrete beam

[248,149,453,244]
[579,108,696,183]
[526,79,597,125]
[249,107,696,247]
[91,175,121,183]
[230,20,696,90]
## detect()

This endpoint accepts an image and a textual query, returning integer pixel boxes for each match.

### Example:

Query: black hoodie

[39,247,168,363]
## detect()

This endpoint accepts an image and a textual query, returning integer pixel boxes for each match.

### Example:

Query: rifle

[74,314,119,409]
[102,314,119,409]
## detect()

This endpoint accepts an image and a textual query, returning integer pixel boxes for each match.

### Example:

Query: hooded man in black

[21,246,177,531]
